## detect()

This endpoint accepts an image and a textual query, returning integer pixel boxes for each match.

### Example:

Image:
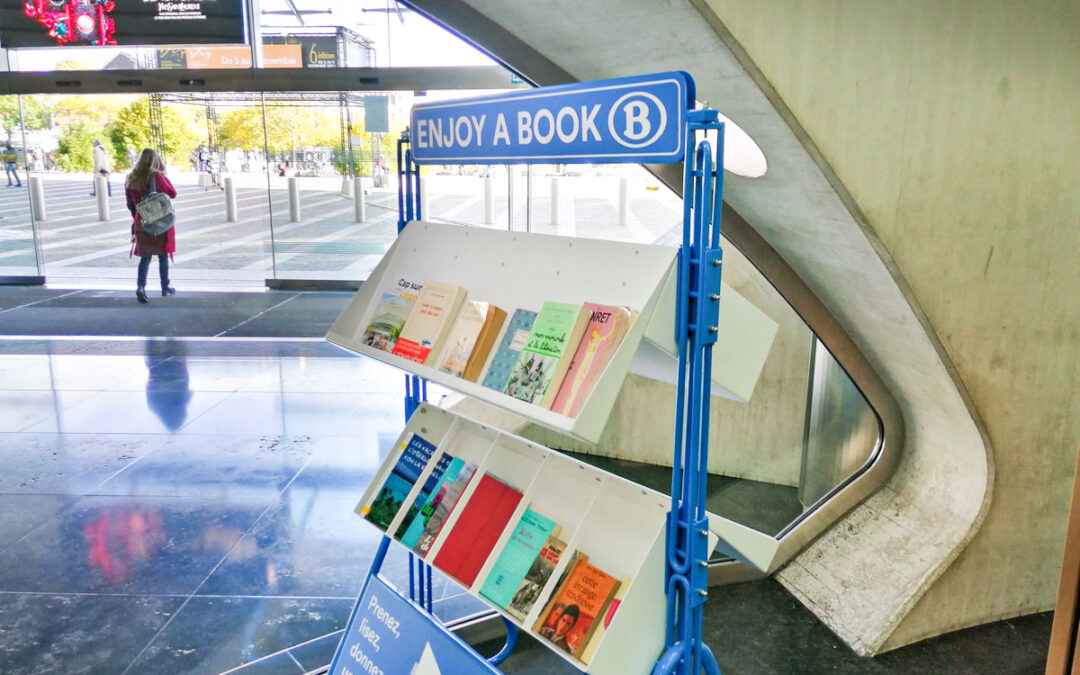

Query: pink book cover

[550,304,632,417]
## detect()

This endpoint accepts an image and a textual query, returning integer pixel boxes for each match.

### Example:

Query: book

[391,281,468,367]
[533,554,622,660]
[549,304,633,417]
[479,509,560,609]
[398,455,466,548]
[432,473,523,587]
[578,579,630,664]
[504,302,592,408]
[505,534,567,621]
[360,278,424,352]
[360,434,437,530]
[412,459,479,557]
[481,309,537,392]
[392,452,454,541]
[436,301,507,382]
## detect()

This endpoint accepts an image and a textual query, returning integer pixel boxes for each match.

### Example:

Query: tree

[218,107,265,151]
[0,95,55,141]
[56,119,102,172]
[106,97,200,168]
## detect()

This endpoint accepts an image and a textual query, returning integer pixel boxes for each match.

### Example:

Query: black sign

[1,0,245,48]
[156,48,186,69]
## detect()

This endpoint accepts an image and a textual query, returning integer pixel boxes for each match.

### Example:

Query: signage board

[364,95,390,134]
[158,44,300,70]
[329,576,501,675]
[2,0,245,48]
[410,71,694,165]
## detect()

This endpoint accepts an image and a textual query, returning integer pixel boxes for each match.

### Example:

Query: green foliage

[56,120,103,172]
[106,97,201,168]
[0,95,55,139]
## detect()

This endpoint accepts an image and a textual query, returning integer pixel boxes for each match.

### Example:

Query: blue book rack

[328,71,726,675]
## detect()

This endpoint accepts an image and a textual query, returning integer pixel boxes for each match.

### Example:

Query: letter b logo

[608,91,667,149]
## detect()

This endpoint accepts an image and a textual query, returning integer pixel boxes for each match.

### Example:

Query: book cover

[462,305,508,383]
[550,304,633,417]
[505,534,567,622]
[391,281,468,367]
[504,302,591,408]
[481,309,537,392]
[360,278,423,352]
[432,473,523,587]
[398,456,465,549]
[392,452,454,541]
[578,578,631,664]
[436,301,504,380]
[412,460,479,557]
[479,509,559,609]
[533,555,621,660]
[360,434,437,531]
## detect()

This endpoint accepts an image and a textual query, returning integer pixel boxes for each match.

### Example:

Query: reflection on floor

[0,338,486,674]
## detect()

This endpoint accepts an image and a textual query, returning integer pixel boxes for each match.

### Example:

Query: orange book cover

[463,305,507,382]
[533,555,621,660]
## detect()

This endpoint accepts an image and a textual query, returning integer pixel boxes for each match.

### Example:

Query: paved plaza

[0,170,682,288]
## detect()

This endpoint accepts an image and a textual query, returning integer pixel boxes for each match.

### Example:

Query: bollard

[550,176,560,226]
[288,177,300,223]
[224,177,238,222]
[419,177,429,220]
[341,178,353,197]
[354,176,366,223]
[618,177,629,226]
[29,176,46,221]
[95,176,109,221]
[484,176,495,225]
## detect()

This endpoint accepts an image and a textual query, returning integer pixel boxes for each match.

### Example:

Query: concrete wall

[707,0,1080,648]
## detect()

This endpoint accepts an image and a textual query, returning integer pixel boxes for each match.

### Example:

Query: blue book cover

[363,434,437,530]
[399,456,465,548]
[481,309,537,392]
[394,452,454,541]
[479,508,557,608]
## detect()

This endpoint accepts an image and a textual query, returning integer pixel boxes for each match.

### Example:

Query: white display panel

[359,403,723,675]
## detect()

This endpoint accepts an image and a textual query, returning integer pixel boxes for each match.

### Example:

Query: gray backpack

[136,172,175,236]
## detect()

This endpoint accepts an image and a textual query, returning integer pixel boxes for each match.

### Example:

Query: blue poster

[410,71,695,165]
[329,576,501,675]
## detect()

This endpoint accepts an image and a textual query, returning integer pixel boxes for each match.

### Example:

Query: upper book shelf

[326,221,777,444]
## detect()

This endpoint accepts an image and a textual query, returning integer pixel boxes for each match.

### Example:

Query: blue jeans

[5,163,19,186]
[137,255,169,291]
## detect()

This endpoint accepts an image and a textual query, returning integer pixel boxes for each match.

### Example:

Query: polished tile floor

[0,337,485,674]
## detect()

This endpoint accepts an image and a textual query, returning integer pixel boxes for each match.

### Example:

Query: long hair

[125,148,166,190]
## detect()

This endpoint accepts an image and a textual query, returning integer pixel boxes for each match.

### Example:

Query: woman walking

[126,149,177,303]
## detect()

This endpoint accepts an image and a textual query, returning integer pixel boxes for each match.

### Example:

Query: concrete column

[484,176,495,225]
[95,176,109,221]
[341,178,353,197]
[618,177,629,226]
[28,175,46,221]
[354,176,366,223]
[288,177,300,223]
[550,176,560,226]
[224,177,238,222]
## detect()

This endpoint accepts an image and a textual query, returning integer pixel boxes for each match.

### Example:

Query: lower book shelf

[354,403,724,675]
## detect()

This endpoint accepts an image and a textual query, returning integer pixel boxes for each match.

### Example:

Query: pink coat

[127,171,177,258]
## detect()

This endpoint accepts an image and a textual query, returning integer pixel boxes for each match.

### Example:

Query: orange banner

[262,44,302,69]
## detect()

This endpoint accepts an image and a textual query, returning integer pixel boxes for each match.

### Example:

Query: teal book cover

[479,508,557,608]
[393,452,454,541]
[481,309,537,393]
[398,456,463,548]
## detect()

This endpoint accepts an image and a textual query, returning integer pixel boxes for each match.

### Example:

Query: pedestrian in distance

[4,141,21,187]
[126,148,177,304]
[90,139,112,196]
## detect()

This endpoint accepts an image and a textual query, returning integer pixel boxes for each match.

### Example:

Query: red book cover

[433,473,523,587]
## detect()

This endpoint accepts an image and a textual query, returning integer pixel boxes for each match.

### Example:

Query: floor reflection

[0,339,473,675]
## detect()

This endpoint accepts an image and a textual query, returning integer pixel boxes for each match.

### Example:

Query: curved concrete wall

[411,0,1006,655]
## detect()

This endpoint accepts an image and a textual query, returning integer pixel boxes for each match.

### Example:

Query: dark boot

[136,288,148,304]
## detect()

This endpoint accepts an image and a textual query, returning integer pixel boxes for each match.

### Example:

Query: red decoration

[24,0,117,46]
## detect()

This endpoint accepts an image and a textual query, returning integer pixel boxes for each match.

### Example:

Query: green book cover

[479,508,557,608]
[505,302,587,406]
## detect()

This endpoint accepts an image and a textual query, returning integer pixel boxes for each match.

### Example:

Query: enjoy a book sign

[410,72,695,165]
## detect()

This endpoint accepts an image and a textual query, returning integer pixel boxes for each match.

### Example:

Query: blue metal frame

[654,110,725,675]
[358,93,726,675]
